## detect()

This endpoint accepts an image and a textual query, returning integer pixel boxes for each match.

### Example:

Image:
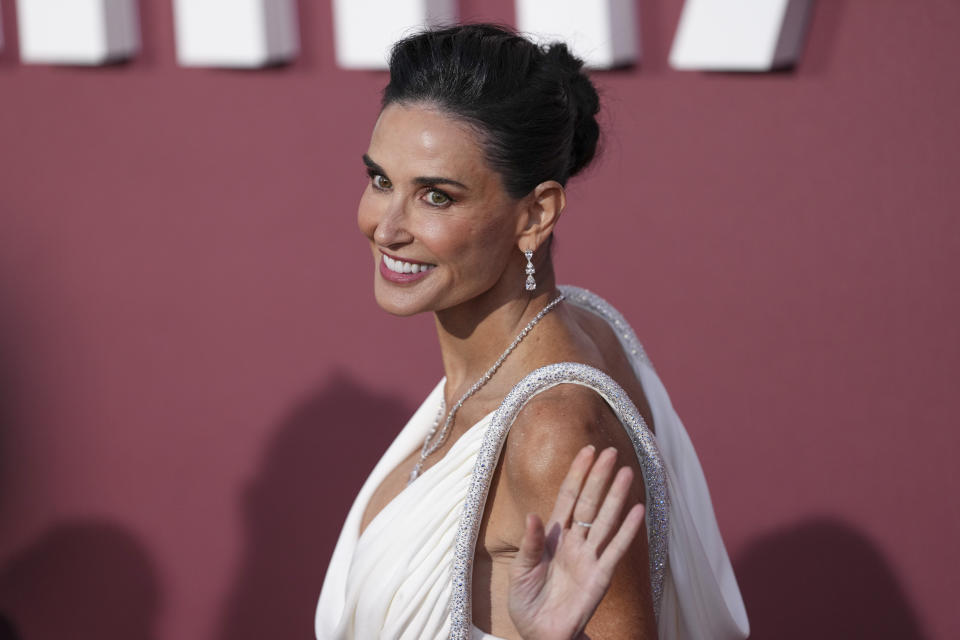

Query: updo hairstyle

[383,24,601,199]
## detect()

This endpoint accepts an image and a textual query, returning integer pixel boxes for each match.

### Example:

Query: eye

[425,189,451,206]
[371,174,392,190]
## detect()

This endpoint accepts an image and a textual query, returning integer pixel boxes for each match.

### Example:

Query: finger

[547,444,596,528]
[597,502,646,572]
[514,513,546,574]
[586,465,634,549]
[570,446,619,536]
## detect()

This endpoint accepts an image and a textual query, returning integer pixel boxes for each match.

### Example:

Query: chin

[373,280,435,317]
[375,299,423,318]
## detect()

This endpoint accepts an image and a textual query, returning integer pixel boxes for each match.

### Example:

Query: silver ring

[573,520,593,529]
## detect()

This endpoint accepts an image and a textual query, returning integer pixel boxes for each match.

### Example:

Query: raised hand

[507,445,646,640]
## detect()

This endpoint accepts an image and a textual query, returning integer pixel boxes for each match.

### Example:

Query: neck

[434,264,560,397]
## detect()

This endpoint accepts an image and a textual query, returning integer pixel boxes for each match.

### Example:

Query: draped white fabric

[315,291,749,640]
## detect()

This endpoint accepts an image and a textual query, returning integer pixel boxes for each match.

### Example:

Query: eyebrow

[362,154,469,191]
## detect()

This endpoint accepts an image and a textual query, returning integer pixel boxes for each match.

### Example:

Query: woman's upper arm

[501,385,657,639]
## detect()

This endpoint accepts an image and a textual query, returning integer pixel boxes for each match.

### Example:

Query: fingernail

[605,446,618,455]
[585,444,596,453]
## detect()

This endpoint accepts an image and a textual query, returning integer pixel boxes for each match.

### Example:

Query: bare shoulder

[494,381,657,637]
[501,383,646,513]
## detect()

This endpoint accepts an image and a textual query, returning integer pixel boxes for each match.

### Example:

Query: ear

[516,180,566,251]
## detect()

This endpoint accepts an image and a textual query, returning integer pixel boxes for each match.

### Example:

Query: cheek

[418,216,483,260]
[436,218,514,271]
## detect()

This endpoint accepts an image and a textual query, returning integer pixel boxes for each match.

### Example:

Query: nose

[372,196,412,248]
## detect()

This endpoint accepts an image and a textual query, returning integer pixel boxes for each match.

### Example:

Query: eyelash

[365,169,456,207]
[367,170,390,191]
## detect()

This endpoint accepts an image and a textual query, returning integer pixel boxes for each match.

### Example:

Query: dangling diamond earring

[524,249,536,291]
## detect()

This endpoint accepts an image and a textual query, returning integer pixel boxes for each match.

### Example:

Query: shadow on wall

[735,517,927,639]
[0,520,160,640]
[217,372,410,640]
[0,614,18,640]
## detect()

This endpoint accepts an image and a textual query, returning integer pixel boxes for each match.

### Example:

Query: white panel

[333,0,457,70]
[516,0,638,69]
[173,0,299,68]
[16,0,140,65]
[669,0,812,71]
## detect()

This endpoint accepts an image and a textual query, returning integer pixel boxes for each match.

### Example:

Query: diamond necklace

[408,293,566,485]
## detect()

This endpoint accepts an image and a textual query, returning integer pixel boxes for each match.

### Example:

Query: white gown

[315,287,750,640]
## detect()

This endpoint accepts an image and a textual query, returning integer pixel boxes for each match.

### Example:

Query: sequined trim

[448,363,670,639]
[559,284,655,373]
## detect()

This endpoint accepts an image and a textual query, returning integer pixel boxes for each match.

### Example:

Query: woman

[316,24,749,640]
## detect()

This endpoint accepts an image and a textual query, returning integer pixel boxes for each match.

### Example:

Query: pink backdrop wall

[1,1,958,638]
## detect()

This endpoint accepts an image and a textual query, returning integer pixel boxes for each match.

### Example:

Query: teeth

[383,255,435,275]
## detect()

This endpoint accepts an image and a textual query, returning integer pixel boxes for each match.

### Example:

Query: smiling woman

[359,103,532,316]
[315,24,749,640]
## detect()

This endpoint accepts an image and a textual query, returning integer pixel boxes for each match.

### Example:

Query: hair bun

[543,43,600,178]
[383,24,602,197]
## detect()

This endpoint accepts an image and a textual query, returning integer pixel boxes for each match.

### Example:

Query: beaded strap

[448,362,670,639]
[559,284,655,373]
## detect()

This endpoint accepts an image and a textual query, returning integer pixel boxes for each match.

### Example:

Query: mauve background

[0,0,957,638]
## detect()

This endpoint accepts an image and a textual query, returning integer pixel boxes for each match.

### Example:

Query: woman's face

[358,102,525,316]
